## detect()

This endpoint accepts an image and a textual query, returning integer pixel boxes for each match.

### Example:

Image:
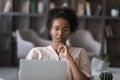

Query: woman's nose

[58,29,64,35]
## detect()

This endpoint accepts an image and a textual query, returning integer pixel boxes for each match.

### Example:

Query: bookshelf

[0,0,120,67]
[0,14,12,65]
[105,0,120,67]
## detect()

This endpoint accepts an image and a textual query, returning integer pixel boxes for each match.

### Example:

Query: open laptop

[19,59,67,80]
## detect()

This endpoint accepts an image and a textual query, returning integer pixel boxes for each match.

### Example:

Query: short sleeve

[79,48,91,78]
[26,48,42,59]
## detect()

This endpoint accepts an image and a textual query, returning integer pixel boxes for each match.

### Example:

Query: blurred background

[0,0,120,80]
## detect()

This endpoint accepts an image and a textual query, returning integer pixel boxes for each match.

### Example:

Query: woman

[26,7,91,80]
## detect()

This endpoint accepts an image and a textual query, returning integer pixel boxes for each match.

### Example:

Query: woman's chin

[57,41,66,44]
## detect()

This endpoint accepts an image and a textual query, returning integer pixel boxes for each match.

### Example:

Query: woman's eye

[63,28,69,31]
[64,28,69,31]
[54,28,59,31]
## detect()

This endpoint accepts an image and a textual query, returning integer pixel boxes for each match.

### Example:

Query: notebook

[19,59,67,80]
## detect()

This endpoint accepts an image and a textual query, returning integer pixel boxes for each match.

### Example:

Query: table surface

[0,67,120,80]
[0,67,18,80]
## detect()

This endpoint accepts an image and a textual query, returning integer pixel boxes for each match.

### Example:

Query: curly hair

[45,7,79,33]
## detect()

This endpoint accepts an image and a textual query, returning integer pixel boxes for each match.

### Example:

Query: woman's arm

[67,55,89,80]
[57,44,91,80]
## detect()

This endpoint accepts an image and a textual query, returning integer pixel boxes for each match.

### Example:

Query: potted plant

[91,55,110,71]
[100,71,113,80]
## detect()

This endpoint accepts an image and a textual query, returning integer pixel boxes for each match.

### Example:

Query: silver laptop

[19,59,67,80]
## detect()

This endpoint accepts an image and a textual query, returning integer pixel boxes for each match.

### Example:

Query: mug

[111,9,119,17]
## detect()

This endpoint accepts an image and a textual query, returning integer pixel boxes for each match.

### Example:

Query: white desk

[0,67,18,80]
[92,67,120,80]
[0,78,4,80]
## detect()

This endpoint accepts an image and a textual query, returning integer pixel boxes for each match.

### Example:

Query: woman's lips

[57,38,63,42]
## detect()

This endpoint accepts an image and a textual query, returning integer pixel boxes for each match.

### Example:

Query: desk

[92,67,120,80]
[0,78,4,80]
[0,67,18,80]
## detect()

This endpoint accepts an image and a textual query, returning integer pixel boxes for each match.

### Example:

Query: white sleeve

[26,48,42,60]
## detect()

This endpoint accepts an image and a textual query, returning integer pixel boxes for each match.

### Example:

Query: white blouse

[26,45,91,80]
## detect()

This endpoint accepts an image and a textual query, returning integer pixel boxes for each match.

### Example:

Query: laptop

[19,59,67,80]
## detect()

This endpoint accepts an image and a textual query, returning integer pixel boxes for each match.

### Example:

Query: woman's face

[50,18,70,44]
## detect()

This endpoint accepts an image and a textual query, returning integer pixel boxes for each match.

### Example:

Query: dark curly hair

[45,7,79,33]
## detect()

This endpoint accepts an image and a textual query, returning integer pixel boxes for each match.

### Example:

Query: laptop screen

[19,59,67,80]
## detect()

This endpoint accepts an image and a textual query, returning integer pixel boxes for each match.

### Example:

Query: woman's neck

[52,43,57,51]
[51,43,59,55]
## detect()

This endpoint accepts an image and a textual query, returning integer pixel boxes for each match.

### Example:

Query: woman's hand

[56,43,72,60]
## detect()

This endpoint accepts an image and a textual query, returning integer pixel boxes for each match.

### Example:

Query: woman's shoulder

[69,46,87,54]
[69,46,88,58]
[68,46,79,53]
[26,45,51,59]
[30,45,51,51]
[69,46,85,51]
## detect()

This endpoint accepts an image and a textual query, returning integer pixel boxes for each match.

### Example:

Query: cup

[111,9,119,17]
